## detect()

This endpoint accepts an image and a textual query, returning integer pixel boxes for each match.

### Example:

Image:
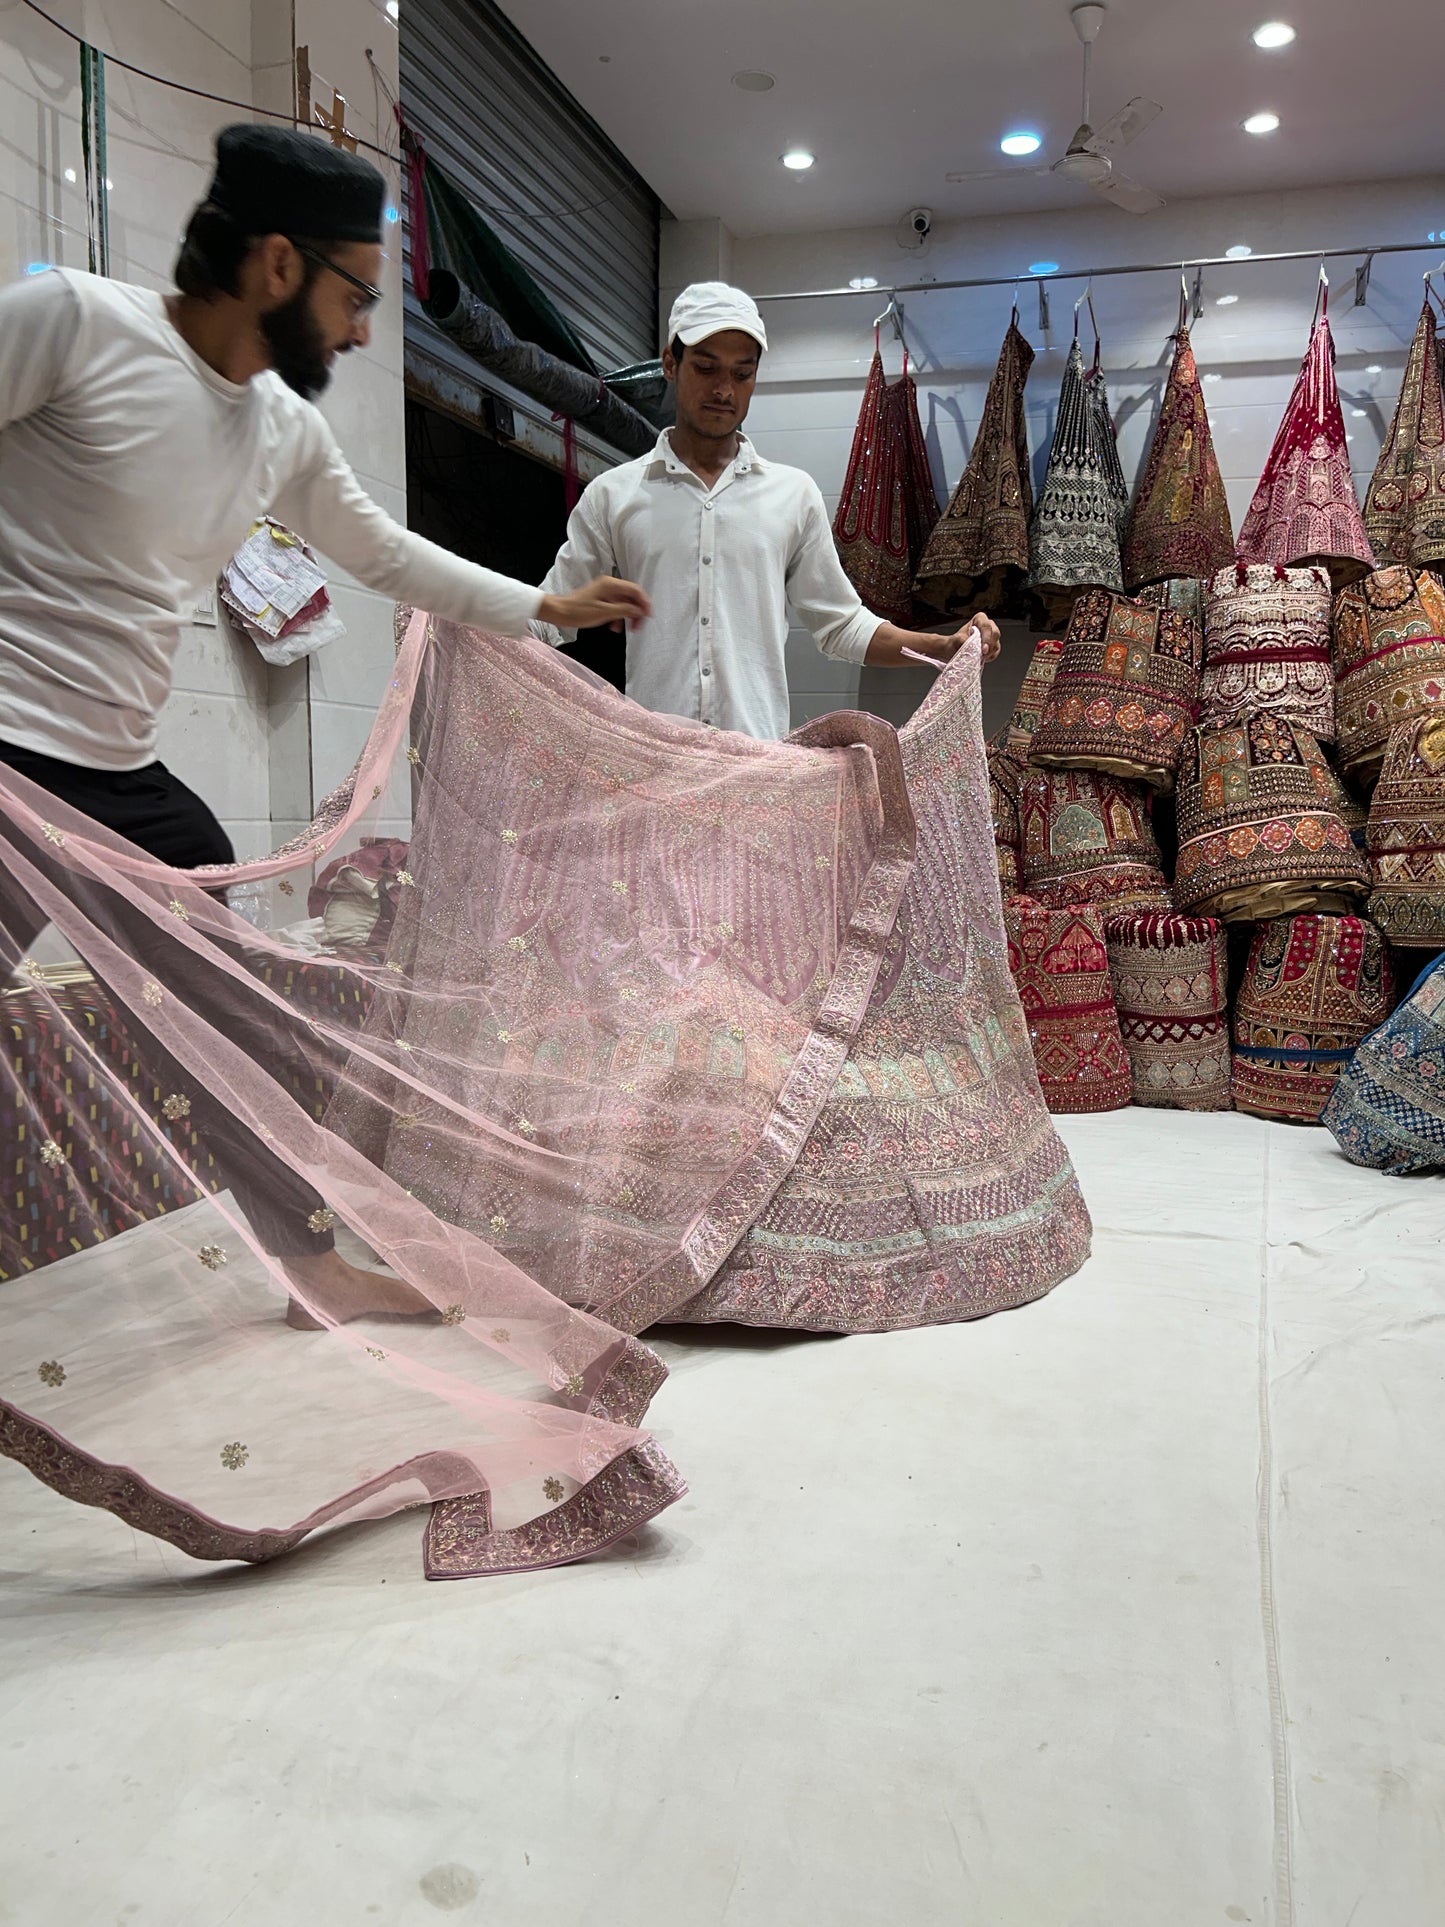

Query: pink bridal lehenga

[0,615,1089,1580]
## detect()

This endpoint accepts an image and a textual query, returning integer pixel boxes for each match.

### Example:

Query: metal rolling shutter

[401,0,660,403]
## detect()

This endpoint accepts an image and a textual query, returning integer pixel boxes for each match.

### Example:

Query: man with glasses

[0,122,649,869]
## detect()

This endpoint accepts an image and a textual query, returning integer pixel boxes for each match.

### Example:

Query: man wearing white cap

[532,281,999,739]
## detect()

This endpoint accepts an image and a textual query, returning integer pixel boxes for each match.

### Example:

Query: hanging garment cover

[1231,913,1394,1123]
[1199,562,1335,741]
[914,317,1035,619]
[1019,766,1172,915]
[1364,710,1445,947]
[340,628,1089,1341]
[1028,587,1205,791]
[680,644,1092,1331]
[1104,911,1231,1111]
[1364,295,1445,568]
[1123,324,1235,591]
[1003,896,1132,1113]
[1173,715,1370,922]
[1028,339,1125,628]
[1322,951,1445,1173]
[0,613,699,1581]
[834,348,942,627]
[1005,635,1066,761]
[1235,302,1374,587]
[1333,564,1445,781]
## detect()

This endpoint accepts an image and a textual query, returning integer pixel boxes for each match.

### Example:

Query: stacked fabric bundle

[1231,913,1394,1122]
[1322,952,1445,1173]
[1104,912,1231,1111]
[1364,711,1445,948]
[1173,715,1369,922]
[1030,587,1205,790]
[1200,562,1335,741]
[1003,897,1132,1113]
[1018,766,1172,915]
[1332,565,1445,783]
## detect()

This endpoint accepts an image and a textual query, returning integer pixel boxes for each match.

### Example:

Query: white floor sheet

[2,1109,1441,1925]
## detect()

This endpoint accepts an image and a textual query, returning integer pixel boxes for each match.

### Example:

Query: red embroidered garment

[1104,912,1231,1112]
[915,317,1035,620]
[1365,295,1445,569]
[1232,913,1394,1123]
[1236,296,1374,587]
[1019,766,1172,916]
[1003,896,1132,1113]
[1123,323,1235,590]
[834,346,941,627]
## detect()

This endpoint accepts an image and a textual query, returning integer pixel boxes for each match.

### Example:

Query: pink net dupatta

[685,636,1092,1329]
[335,617,919,1340]
[1236,299,1374,588]
[0,611,685,1581]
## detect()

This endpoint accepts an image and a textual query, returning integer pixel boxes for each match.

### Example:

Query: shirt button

[702,555,713,565]
[701,616,710,626]
[702,666,712,677]
[704,502,714,512]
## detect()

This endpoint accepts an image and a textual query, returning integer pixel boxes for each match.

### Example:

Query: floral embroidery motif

[220,1442,249,1470]
[543,1477,565,1503]
[517,1118,536,1138]
[489,1213,508,1233]
[384,960,404,975]
[496,1029,512,1043]
[501,830,519,846]
[197,1244,228,1271]
[37,1360,66,1388]
[441,1304,467,1326]
[307,1208,336,1234]
[366,1346,387,1362]
[278,880,295,897]
[507,936,527,952]
[161,1093,192,1121]
[611,879,628,894]
[39,1140,66,1169]
[395,869,416,888]
[563,1373,586,1399]
[20,957,45,981]
[372,784,383,800]
[167,899,191,921]
[491,1327,511,1344]
[142,981,164,1006]
[406,746,421,765]
[397,1039,413,1054]
[41,822,65,846]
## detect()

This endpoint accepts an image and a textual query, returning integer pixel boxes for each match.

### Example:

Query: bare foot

[282,1249,436,1328]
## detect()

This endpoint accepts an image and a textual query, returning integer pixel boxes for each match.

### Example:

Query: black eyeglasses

[289,241,383,316]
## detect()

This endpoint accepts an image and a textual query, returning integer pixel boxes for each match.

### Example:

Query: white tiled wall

[667,176,1443,734]
[1,0,406,858]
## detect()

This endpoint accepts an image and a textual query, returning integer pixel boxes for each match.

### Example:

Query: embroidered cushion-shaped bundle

[1005,634,1065,760]
[1019,766,1172,915]
[1174,715,1370,921]
[1322,952,1445,1174]
[1104,912,1231,1111]
[1122,322,1235,591]
[1363,294,1445,570]
[915,316,1034,619]
[988,743,1024,897]
[834,346,942,626]
[1364,711,1445,947]
[1332,565,1445,782]
[1028,587,1204,791]
[1004,896,1132,1113]
[1235,299,1375,588]
[1028,339,1125,630]
[1200,562,1335,740]
[1232,913,1394,1123]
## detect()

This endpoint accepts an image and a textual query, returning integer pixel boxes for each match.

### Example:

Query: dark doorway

[404,398,625,691]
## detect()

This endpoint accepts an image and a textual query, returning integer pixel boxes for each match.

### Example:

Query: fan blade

[945,165,1051,183]
[1081,97,1163,155]
[1090,168,1166,214]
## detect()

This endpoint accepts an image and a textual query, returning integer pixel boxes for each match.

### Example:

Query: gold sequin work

[161,1093,191,1121]
[278,880,295,897]
[563,1373,586,1399]
[39,1140,66,1169]
[395,870,416,887]
[220,1442,249,1470]
[307,1208,336,1234]
[491,1327,511,1344]
[501,830,519,845]
[168,899,191,921]
[37,1360,66,1388]
[490,1213,508,1233]
[142,981,164,1007]
[406,746,421,765]
[41,823,65,846]
[197,1244,228,1271]
[441,1304,467,1326]
[543,1477,565,1503]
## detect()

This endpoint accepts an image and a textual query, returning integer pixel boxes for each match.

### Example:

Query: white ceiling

[495,0,1444,238]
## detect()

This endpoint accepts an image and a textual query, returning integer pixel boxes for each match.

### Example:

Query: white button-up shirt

[530,430,881,739]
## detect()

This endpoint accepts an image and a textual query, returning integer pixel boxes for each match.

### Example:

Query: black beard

[261,285,334,400]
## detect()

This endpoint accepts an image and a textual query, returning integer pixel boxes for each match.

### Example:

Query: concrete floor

[2,1108,1443,1926]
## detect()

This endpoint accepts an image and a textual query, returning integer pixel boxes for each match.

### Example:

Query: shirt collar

[650,428,765,478]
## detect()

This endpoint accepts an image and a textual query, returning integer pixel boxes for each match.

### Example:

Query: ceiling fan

[946,2,1166,215]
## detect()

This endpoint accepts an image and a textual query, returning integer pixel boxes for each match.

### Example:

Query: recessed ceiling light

[733,71,775,92]
[1203,372,1222,382]
[1029,260,1060,275]
[1226,244,1253,259]
[849,275,879,290]
[782,149,815,171]
[1366,364,1383,375]
[1216,293,1240,306]
[1350,408,1367,417]
[63,167,76,183]
[1243,112,1280,135]
[1000,131,1042,157]
[1252,21,1296,47]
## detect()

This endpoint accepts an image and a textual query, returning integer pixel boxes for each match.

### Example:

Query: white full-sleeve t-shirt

[0,267,545,768]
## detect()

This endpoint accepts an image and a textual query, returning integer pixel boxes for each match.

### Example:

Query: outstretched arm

[864,613,1001,667]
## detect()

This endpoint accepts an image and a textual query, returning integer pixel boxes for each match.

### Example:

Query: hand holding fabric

[537,575,652,633]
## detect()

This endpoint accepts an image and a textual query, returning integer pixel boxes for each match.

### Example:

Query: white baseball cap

[667,282,768,355]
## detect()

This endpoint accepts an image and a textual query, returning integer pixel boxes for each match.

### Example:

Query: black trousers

[0,739,333,1258]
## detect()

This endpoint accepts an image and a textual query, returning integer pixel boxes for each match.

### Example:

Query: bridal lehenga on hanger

[1,618,1089,1580]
